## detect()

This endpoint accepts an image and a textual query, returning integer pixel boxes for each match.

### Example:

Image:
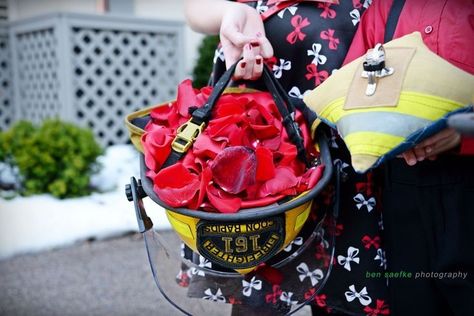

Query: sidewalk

[0,231,230,316]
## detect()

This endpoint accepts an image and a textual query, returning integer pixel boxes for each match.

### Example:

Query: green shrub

[192,35,220,88]
[0,120,103,198]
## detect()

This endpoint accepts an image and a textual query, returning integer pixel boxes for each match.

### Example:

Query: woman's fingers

[255,32,274,59]
[241,43,256,79]
[251,56,263,80]
[233,42,264,81]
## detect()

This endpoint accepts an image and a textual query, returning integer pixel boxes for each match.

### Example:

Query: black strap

[162,63,309,168]
[384,0,405,43]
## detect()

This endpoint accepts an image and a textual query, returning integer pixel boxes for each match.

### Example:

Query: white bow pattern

[307,43,327,65]
[273,59,292,79]
[374,248,387,268]
[337,247,360,271]
[256,1,268,14]
[288,87,311,100]
[350,9,360,26]
[280,291,298,306]
[344,285,372,306]
[242,276,262,297]
[354,193,376,212]
[297,262,324,286]
[203,288,226,303]
[277,5,298,18]
[213,46,225,63]
[192,256,212,276]
[284,236,304,252]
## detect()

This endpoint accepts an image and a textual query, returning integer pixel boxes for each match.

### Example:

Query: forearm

[184,0,242,34]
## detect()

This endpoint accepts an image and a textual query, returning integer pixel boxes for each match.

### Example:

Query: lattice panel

[71,27,180,146]
[0,30,12,131]
[15,28,60,124]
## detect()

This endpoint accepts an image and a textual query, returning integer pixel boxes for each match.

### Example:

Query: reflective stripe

[320,91,463,123]
[337,111,431,138]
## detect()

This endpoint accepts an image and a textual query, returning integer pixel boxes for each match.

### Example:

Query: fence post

[56,13,75,123]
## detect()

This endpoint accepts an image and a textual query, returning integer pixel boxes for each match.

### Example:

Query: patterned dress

[177,1,390,315]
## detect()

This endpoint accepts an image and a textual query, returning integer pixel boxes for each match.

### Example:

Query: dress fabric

[177,1,390,315]
[344,1,474,315]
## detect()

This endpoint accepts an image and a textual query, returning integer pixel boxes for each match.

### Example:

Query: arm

[184,0,237,35]
[184,0,273,79]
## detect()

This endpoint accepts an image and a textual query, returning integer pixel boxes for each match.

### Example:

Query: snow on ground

[0,145,171,260]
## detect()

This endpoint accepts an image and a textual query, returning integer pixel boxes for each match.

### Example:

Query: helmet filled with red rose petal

[125,63,337,314]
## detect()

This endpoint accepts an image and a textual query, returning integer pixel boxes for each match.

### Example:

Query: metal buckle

[361,43,394,96]
[171,119,206,153]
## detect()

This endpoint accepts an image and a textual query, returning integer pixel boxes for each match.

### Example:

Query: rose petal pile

[142,79,324,213]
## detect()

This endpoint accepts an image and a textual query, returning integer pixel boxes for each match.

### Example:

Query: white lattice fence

[15,27,61,124]
[9,13,184,146]
[0,22,12,131]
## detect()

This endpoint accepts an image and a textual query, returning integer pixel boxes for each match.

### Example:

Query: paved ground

[0,231,311,316]
[0,231,226,316]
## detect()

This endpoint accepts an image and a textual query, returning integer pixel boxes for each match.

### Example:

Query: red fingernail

[240,62,246,68]
[250,42,260,47]
[256,58,262,65]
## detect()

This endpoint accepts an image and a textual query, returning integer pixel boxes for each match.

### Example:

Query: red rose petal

[258,166,298,198]
[141,127,174,171]
[154,164,200,207]
[214,97,247,118]
[207,184,242,213]
[207,115,242,141]
[189,167,212,210]
[149,102,180,128]
[176,79,199,117]
[256,146,275,181]
[193,133,225,160]
[275,141,297,167]
[211,146,257,194]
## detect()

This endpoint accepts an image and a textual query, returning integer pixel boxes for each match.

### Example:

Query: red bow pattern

[266,284,283,304]
[286,15,311,44]
[362,235,381,250]
[320,29,340,50]
[318,3,336,19]
[364,299,390,316]
[305,64,329,86]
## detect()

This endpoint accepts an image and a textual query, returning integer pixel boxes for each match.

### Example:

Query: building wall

[7,0,207,77]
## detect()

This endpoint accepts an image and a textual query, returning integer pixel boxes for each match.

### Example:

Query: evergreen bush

[192,35,220,88]
[0,120,103,198]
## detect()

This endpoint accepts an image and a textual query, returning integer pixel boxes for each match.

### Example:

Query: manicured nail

[256,58,262,65]
[240,62,246,68]
[250,42,260,47]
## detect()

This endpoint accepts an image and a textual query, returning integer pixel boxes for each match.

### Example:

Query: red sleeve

[343,0,394,65]
[460,136,474,155]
